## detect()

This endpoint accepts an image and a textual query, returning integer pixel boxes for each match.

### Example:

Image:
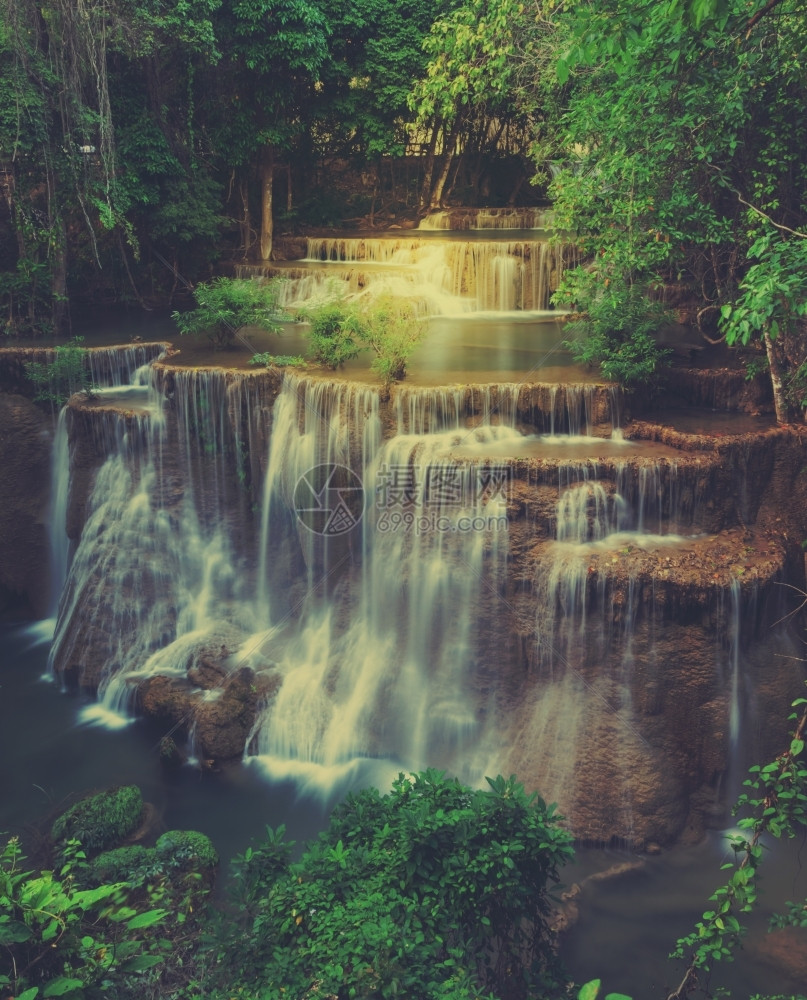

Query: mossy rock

[51,785,143,854]
[156,830,218,871]
[90,844,159,886]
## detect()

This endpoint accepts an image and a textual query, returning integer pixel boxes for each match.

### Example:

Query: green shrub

[301,294,427,384]
[172,277,284,348]
[556,267,671,387]
[301,299,365,368]
[353,294,427,386]
[216,770,573,1000]
[23,336,96,406]
[51,785,143,854]
[156,830,218,871]
[0,835,168,998]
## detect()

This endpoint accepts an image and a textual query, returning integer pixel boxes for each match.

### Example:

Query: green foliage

[51,786,143,855]
[301,299,365,369]
[354,294,428,386]
[302,294,427,384]
[214,770,573,1000]
[546,0,807,410]
[23,338,96,407]
[155,830,218,871]
[0,836,168,999]
[89,846,157,887]
[577,980,632,1000]
[720,235,807,346]
[172,278,284,348]
[249,352,306,368]
[670,687,807,978]
[557,269,671,388]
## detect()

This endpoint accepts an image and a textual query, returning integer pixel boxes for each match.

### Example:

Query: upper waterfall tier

[237,233,578,315]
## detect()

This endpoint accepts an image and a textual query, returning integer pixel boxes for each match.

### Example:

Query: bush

[556,266,671,387]
[353,294,427,385]
[51,785,143,854]
[217,770,573,1000]
[23,336,96,406]
[172,277,284,348]
[0,835,168,998]
[301,299,365,369]
[156,830,218,871]
[302,294,427,384]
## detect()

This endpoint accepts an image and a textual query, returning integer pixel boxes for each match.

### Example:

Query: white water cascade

[41,210,792,844]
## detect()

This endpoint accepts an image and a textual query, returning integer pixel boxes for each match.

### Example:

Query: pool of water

[2,624,805,998]
[9,308,592,386]
[0,623,328,865]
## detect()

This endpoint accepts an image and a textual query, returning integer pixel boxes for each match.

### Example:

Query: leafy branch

[666,684,807,999]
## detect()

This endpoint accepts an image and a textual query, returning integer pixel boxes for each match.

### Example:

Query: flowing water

[2,212,803,998]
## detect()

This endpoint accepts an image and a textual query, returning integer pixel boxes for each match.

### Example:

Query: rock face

[0,393,52,618]
[18,355,807,845]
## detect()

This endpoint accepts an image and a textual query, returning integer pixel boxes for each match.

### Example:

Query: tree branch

[746,0,787,36]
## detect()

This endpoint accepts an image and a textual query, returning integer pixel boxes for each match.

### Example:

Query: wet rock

[0,393,51,619]
[746,926,807,993]
[193,667,264,763]
[138,675,195,728]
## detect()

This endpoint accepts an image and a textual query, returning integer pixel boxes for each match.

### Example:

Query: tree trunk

[428,128,458,211]
[419,124,440,211]
[764,328,794,424]
[259,146,274,262]
[239,171,252,259]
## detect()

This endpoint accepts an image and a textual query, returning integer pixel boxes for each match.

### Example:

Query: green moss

[51,785,143,853]
[156,830,218,871]
[90,845,158,885]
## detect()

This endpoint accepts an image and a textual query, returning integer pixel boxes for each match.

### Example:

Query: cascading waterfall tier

[237,235,578,314]
[48,357,804,844]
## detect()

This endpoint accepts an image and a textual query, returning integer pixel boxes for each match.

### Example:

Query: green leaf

[579,980,601,1000]
[126,908,167,930]
[0,919,33,944]
[43,978,85,997]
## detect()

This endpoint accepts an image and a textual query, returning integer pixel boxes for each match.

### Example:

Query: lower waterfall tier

[43,365,807,845]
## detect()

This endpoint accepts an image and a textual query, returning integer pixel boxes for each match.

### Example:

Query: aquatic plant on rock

[156,830,219,871]
[51,785,144,854]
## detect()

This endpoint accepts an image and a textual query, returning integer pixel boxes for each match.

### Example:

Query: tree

[207,0,329,261]
[171,276,284,348]
[215,770,574,1000]
[544,0,807,415]
[408,0,539,210]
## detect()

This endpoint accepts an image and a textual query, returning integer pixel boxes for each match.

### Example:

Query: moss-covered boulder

[51,785,143,853]
[155,830,218,871]
[89,845,157,886]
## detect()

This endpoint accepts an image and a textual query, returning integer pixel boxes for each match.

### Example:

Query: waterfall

[50,368,274,724]
[47,408,71,622]
[245,375,512,793]
[38,206,793,845]
[297,237,576,313]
